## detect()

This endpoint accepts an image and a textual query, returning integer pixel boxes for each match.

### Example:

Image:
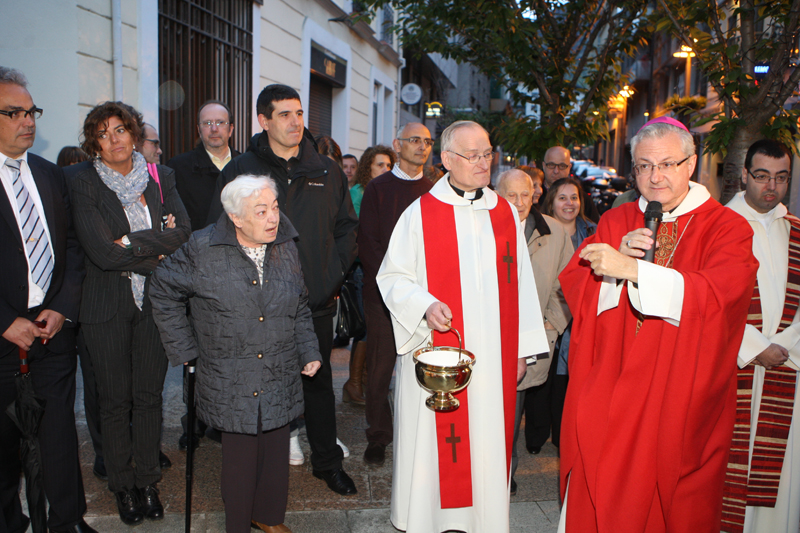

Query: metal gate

[158,0,253,161]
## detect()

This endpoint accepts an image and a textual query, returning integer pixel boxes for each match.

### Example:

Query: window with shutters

[308,76,333,137]
[158,0,253,161]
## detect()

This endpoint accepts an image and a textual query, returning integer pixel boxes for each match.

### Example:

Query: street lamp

[673,45,696,97]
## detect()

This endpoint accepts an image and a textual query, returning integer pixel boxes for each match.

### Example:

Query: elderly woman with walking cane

[150,174,321,533]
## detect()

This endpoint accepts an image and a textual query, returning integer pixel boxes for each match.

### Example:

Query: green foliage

[363,0,649,159]
[656,0,800,157]
[663,95,708,116]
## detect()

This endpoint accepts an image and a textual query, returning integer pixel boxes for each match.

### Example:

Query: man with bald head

[540,145,600,222]
[378,121,549,532]
[358,122,434,466]
[168,100,239,232]
[167,100,240,450]
[496,168,572,494]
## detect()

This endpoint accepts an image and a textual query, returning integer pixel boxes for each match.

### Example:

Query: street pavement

[52,343,562,532]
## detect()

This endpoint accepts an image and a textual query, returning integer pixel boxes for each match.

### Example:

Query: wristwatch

[121,235,132,249]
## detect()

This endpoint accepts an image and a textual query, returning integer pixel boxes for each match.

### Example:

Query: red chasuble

[558,198,758,533]
[419,193,520,509]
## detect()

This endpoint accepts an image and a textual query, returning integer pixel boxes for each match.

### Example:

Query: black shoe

[206,427,222,443]
[51,519,99,533]
[178,432,200,451]
[312,467,357,495]
[332,334,350,348]
[526,444,542,455]
[159,450,172,469]
[363,442,386,466]
[140,484,164,520]
[510,477,517,496]
[115,488,144,526]
[92,456,108,481]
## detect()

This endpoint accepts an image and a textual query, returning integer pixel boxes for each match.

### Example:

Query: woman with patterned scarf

[65,102,190,527]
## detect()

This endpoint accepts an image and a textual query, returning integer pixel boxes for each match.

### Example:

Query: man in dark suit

[0,67,95,533]
[167,99,239,449]
[169,100,240,232]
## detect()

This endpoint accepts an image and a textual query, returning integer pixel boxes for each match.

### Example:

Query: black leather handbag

[336,280,366,339]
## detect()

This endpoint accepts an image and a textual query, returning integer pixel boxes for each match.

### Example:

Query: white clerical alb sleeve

[377,205,438,355]
[738,324,775,368]
[596,260,684,326]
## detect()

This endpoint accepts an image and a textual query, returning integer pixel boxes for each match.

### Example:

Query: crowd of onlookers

[6,58,794,533]
[0,59,617,533]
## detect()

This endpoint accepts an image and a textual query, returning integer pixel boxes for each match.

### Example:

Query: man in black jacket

[169,100,239,232]
[207,84,359,495]
[168,100,240,450]
[0,67,95,533]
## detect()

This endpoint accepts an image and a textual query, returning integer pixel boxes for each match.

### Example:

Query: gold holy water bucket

[412,328,476,412]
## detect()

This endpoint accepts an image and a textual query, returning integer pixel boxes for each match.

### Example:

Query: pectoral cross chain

[446,423,461,463]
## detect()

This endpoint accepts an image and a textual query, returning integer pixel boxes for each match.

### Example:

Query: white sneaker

[337,438,350,458]
[289,435,304,465]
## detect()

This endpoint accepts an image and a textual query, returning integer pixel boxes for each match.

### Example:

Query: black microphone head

[644,201,663,220]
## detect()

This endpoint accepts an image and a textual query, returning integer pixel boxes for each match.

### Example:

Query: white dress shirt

[0,150,56,308]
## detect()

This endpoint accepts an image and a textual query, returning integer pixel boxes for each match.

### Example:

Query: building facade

[0,0,402,162]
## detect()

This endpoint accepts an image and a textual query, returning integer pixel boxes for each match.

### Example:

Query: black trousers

[77,328,103,459]
[363,292,396,446]
[82,288,168,493]
[221,423,289,533]
[303,312,343,471]
[0,325,86,532]
[524,362,555,450]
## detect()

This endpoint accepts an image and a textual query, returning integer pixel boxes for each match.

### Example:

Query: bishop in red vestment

[557,117,758,533]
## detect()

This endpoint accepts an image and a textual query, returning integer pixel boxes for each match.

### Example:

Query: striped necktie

[6,158,53,294]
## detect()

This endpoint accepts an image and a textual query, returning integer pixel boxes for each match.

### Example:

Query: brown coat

[518,208,573,390]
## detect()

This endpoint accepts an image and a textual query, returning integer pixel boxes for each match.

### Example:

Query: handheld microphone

[643,201,663,263]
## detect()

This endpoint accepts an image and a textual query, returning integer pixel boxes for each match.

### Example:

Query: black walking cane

[185,358,197,533]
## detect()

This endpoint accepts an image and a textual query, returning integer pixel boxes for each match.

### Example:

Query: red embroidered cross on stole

[419,193,520,509]
[722,213,800,533]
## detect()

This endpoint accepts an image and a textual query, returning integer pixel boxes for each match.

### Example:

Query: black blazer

[0,153,85,357]
[65,160,190,324]
[168,143,240,232]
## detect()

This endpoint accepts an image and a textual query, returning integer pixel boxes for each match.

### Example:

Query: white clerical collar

[730,190,787,232]
[392,163,422,181]
[430,172,498,210]
[637,181,711,222]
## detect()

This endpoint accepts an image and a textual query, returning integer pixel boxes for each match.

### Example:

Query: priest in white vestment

[377,121,549,533]
[725,140,800,533]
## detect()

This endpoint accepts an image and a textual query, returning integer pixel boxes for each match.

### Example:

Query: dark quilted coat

[149,211,320,434]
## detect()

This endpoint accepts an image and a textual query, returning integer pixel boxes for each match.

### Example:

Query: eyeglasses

[0,106,43,121]
[747,169,790,184]
[199,120,230,128]
[544,162,570,171]
[633,156,691,176]
[397,136,434,147]
[144,138,160,147]
[447,150,494,165]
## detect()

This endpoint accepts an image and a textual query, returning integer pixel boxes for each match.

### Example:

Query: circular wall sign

[401,83,422,105]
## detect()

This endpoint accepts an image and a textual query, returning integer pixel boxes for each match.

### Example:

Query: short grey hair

[495,169,532,195]
[0,66,28,87]
[440,120,488,152]
[221,175,279,218]
[630,122,695,160]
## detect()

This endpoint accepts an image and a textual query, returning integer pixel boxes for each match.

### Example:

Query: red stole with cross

[419,192,520,509]
[722,213,800,533]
